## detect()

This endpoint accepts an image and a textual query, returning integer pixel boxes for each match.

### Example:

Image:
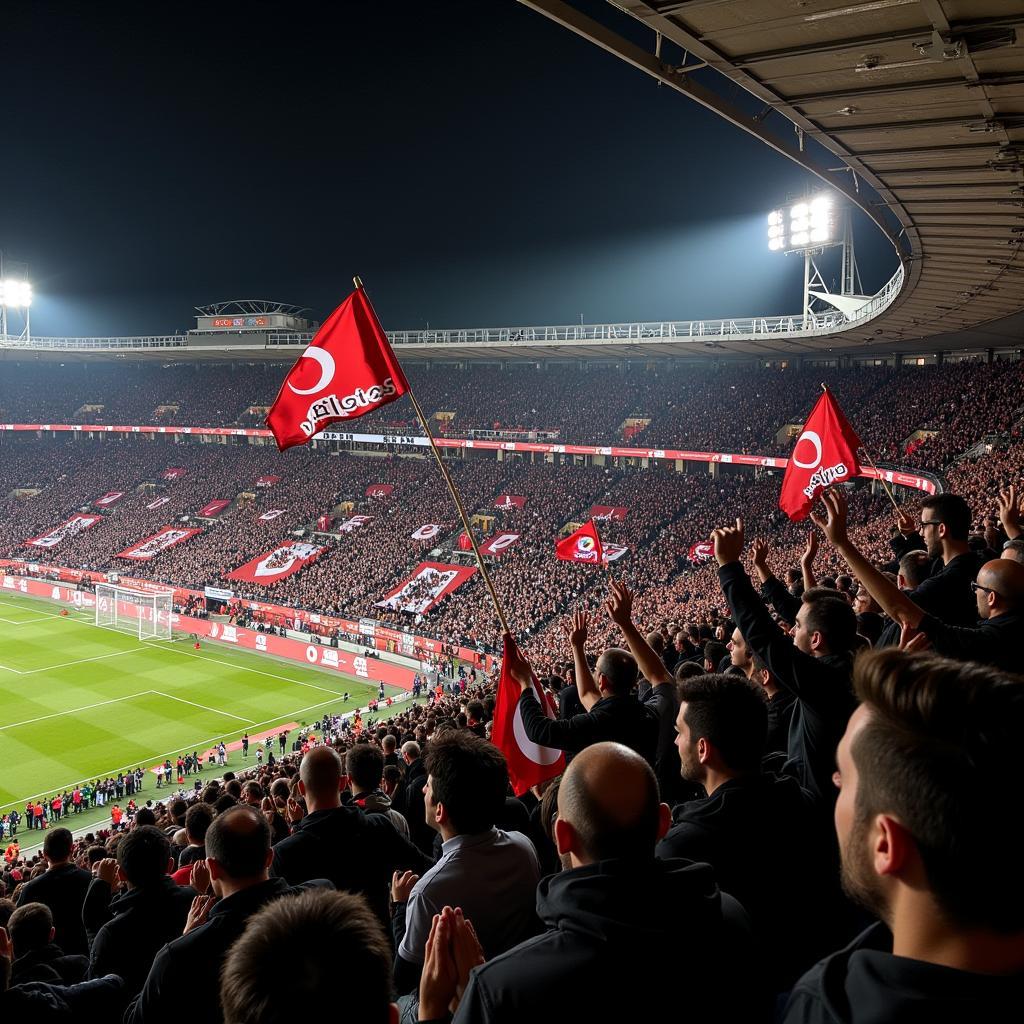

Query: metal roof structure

[194,300,311,317]
[519,0,1024,353]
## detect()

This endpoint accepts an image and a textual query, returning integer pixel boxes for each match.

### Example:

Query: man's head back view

[424,730,508,840]
[42,828,74,866]
[346,744,384,795]
[8,902,55,955]
[206,806,273,897]
[594,648,638,697]
[298,746,345,811]
[972,558,1024,621]
[117,825,173,889]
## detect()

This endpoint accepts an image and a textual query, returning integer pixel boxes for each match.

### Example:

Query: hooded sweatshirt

[452,857,768,1023]
[784,923,1024,1024]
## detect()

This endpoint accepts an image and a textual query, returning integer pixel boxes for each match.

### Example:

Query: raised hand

[451,908,486,1008]
[560,609,589,649]
[895,508,916,536]
[802,528,819,565]
[898,623,931,653]
[418,910,459,1021]
[184,893,214,934]
[810,490,849,548]
[95,857,119,888]
[189,858,211,895]
[997,484,1021,538]
[751,537,770,569]
[391,869,419,903]
[710,518,744,566]
[501,633,534,690]
[603,579,634,630]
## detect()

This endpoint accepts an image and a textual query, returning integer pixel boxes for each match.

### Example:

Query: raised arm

[604,580,671,687]
[801,528,819,592]
[561,609,600,710]
[752,537,802,625]
[998,484,1022,541]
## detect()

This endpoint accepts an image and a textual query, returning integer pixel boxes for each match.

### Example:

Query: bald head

[979,558,1024,608]
[299,746,345,802]
[557,742,663,863]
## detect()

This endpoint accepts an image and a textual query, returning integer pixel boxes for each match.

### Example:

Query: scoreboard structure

[192,300,317,335]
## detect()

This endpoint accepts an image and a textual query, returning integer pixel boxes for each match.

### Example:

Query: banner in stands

[411,524,442,541]
[145,496,171,511]
[366,484,394,498]
[258,509,286,521]
[116,526,202,561]
[24,514,102,549]
[494,494,527,510]
[198,500,230,517]
[225,541,326,585]
[375,561,478,615]
[256,475,281,488]
[94,491,124,507]
[479,532,521,556]
[590,505,628,522]
[603,543,629,562]
[316,514,333,532]
[688,542,714,562]
[162,468,186,480]
[337,515,372,533]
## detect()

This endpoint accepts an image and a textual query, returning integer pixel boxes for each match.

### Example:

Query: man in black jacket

[7,902,88,985]
[14,828,91,956]
[270,745,431,927]
[711,519,857,806]
[393,742,432,855]
[125,806,331,1024]
[418,741,766,1023]
[784,649,1024,1023]
[83,826,196,998]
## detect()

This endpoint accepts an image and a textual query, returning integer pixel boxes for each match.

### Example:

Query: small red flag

[779,388,863,521]
[556,519,605,565]
[491,637,565,796]
[266,287,409,451]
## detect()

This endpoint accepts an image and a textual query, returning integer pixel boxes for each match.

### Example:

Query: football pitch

[0,591,388,826]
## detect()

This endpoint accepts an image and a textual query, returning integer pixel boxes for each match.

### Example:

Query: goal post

[95,583,174,641]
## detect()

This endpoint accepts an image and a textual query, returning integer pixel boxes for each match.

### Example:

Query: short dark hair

[677,674,768,775]
[852,649,1024,931]
[169,798,187,824]
[9,902,53,952]
[185,802,215,843]
[0,897,15,930]
[346,744,384,791]
[206,806,271,880]
[424,731,508,835]
[703,641,728,667]
[134,807,157,827]
[116,826,171,888]
[243,781,263,802]
[801,588,857,653]
[220,890,392,1024]
[42,828,74,862]
[594,648,638,696]
[921,494,971,541]
[898,550,931,590]
[674,660,705,683]
[466,700,485,724]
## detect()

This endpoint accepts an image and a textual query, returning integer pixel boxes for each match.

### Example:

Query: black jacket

[720,563,856,805]
[783,922,1024,1023]
[15,862,92,956]
[918,608,1023,673]
[452,857,766,1023]
[270,804,431,926]
[657,774,848,989]
[124,878,330,1024]
[766,688,797,757]
[393,757,432,855]
[10,944,88,986]
[83,875,196,998]
[1,976,126,1021]
[517,685,673,767]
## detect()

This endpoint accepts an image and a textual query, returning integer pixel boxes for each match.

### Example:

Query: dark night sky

[4,0,897,337]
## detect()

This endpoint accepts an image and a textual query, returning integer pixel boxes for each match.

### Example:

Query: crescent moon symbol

[287,347,336,396]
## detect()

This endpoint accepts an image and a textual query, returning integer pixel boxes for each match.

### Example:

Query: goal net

[95,583,173,641]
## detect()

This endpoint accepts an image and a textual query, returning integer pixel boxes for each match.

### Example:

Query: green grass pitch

[0,590,388,835]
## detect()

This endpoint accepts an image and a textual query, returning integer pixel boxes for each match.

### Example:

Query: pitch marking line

[164,646,346,698]
[0,690,158,732]
[150,690,255,725]
[22,648,144,675]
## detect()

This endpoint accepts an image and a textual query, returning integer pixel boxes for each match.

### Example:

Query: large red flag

[492,637,565,796]
[555,519,605,565]
[266,287,409,450]
[779,388,863,521]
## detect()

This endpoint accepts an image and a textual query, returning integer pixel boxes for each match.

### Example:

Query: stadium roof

[194,300,311,317]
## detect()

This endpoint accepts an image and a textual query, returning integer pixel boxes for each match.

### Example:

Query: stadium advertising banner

[591,505,628,521]
[24,514,102,549]
[366,484,394,498]
[198,499,230,517]
[411,524,442,541]
[375,561,478,615]
[162,467,186,480]
[478,532,521,556]
[145,496,171,511]
[688,542,714,562]
[337,514,372,533]
[225,541,326,586]
[258,508,286,521]
[256,475,281,488]
[494,494,527,510]
[116,526,203,561]
[94,491,125,507]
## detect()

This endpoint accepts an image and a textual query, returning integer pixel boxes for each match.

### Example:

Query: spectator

[7,902,88,985]
[170,803,214,882]
[393,741,432,855]
[346,744,411,840]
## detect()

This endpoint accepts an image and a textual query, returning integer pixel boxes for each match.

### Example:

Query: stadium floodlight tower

[767,193,865,326]
[0,252,33,341]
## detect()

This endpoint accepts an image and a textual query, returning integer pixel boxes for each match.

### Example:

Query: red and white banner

[337,515,372,533]
[590,505,628,522]
[479,532,521,556]
[225,541,326,586]
[411,524,442,541]
[24,514,102,549]
[146,496,171,511]
[688,542,714,563]
[495,495,527,510]
[603,543,629,562]
[162,467,186,480]
[198,500,230,517]
[258,509,286,522]
[94,491,124,508]
[366,484,394,498]
[375,561,477,615]
[457,532,473,551]
[256,475,281,488]
[556,520,604,565]
[116,526,202,561]
[317,514,333,532]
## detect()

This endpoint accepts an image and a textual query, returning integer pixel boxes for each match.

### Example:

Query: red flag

[779,388,863,521]
[266,287,409,451]
[556,519,605,565]
[491,637,565,795]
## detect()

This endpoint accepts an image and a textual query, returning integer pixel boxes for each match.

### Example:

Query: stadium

[1,1,1023,1020]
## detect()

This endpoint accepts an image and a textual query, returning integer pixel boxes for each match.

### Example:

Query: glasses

[919,520,942,529]
[971,581,998,597]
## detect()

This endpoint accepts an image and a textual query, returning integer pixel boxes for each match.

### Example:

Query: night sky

[4,1,897,337]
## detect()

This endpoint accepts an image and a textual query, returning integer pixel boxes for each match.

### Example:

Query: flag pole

[820,382,902,515]
[353,277,512,636]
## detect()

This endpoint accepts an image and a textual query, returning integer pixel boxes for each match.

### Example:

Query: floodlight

[767,210,782,226]
[810,195,832,213]
[768,237,784,251]
[790,232,809,246]
[810,228,830,243]
[790,202,808,219]
[0,280,32,307]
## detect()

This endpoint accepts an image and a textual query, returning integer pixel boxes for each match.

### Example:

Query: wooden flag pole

[353,277,512,636]
[820,382,902,515]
